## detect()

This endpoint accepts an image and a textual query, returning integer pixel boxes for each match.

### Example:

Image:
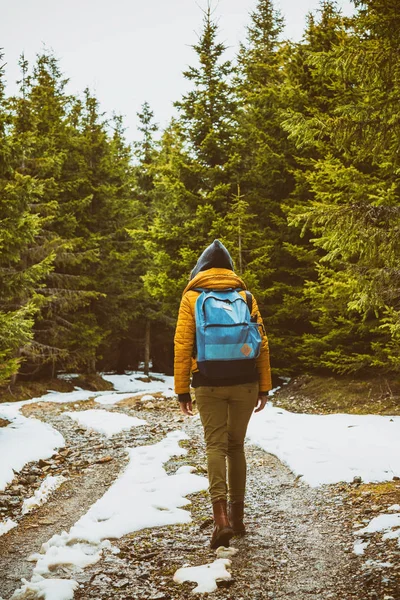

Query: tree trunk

[87,356,96,375]
[144,320,151,375]
[10,348,22,386]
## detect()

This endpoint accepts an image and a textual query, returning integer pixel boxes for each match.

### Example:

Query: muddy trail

[0,389,399,600]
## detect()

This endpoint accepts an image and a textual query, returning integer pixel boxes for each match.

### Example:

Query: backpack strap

[245,290,253,314]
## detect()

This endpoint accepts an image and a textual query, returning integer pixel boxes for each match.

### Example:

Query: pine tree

[129,103,162,373]
[175,3,237,176]
[0,52,55,384]
[8,54,99,373]
[133,102,158,199]
[283,0,400,373]
[9,55,142,374]
[65,90,145,373]
[94,110,152,373]
[144,5,241,343]
[232,0,317,372]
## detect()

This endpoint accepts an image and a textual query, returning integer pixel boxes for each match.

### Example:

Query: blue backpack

[194,288,262,379]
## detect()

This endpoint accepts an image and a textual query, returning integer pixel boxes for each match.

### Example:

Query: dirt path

[0,396,398,599]
[0,462,121,597]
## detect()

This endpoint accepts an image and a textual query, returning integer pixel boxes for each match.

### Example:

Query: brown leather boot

[210,499,234,549]
[228,500,246,535]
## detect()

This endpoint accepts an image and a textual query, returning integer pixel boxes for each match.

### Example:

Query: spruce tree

[129,103,163,373]
[283,0,400,373]
[175,3,237,175]
[9,54,99,373]
[233,0,316,372]
[66,91,144,373]
[0,53,55,384]
[9,55,142,374]
[133,102,158,200]
[144,5,240,333]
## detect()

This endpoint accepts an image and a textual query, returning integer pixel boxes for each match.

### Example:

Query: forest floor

[0,373,399,600]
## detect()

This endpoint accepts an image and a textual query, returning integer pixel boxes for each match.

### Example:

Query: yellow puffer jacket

[174,268,272,395]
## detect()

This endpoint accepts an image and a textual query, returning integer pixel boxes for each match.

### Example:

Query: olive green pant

[194,382,259,503]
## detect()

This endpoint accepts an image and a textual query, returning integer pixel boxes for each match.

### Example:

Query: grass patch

[274,374,400,415]
[0,373,114,405]
[351,480,400,506]
[73,373,114,392]
[0,378,75,405]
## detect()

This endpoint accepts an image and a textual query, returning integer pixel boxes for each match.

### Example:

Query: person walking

[174,240,272,549]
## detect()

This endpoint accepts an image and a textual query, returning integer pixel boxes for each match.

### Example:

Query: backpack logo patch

[241,343,252,357]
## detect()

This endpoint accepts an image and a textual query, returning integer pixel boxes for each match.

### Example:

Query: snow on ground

[140,394,155,402]
[11,576,78,600]
[0,407,65,492]
[173,558,232,593]
[362,559,394,569]
[65,409,147,437]
[15,431,207,596]
[101,371,175,396]
[353,540,370,556]
[0,518,17,537]
[22,475,66,515]
[0,372,175,492]
[356,512,400,547]
[215,547,238,559]
[94,392,138,406]
[29,389,100,405]
[246,403,400,486]
[160,389,176,399]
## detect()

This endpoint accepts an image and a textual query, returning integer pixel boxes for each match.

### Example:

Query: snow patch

[15,431,208,597]
[362,559,394,569]
[140,394,155,402]
[356,512,400,547]
[268,386,281,396]
[33,539,106,575]
[174,558,232,593]
[175,465,197,475]
[65,409,147,437]
[216,546,238,559]
[101,371,174,395]
[353,539,370,556]
[246,403,400,486]
[0,372,175,494]
[161,390,176,399]
[0,518,17,537]
[11,576,78,600]
[22,475,66,515]
[94,392,137,406]
[33,389,98,405]
[0,408,65,492]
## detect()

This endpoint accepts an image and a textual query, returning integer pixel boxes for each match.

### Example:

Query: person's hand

[178,393,193,416]
[180,400,193,416]
[254,394,268,413]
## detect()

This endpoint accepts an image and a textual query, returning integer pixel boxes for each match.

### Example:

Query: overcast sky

[1,0,354,141]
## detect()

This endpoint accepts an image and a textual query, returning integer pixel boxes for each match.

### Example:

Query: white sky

[1,0,354,141]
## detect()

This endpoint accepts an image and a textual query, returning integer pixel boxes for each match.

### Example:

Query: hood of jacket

[190,240,234,280]
[183,268,247,295]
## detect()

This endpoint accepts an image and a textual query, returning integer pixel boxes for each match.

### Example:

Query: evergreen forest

[1,0,399,385]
